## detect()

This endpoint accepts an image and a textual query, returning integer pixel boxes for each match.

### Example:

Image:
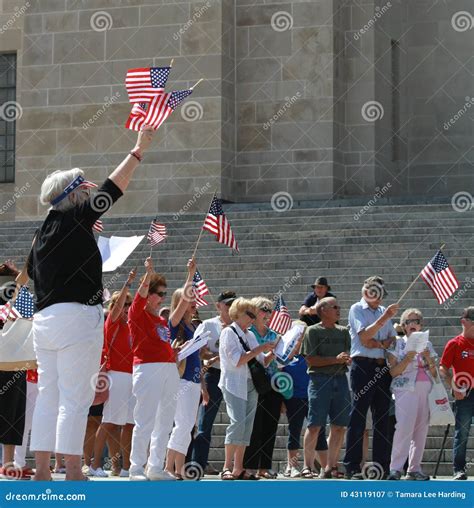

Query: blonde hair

[250,296,273,311]
[229,297,258,322]
[40,168,89,212]
[170,288,184,313]
[108,290,133,311]
[400,308,423,327]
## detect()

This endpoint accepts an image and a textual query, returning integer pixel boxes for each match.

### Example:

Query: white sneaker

[290,467,301,478]
[89,466,108,478]
[146,468,176,481]
[81,465,91,476]
[119,469,129,478]
[129,468,148,481]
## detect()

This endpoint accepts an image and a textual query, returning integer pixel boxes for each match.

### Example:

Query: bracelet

[125,283,132,288]
[130,150,142,162]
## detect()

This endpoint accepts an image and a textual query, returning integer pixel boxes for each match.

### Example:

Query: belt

[353,356,386,366]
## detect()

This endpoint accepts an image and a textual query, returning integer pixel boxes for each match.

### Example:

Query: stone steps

[2,202,472,474]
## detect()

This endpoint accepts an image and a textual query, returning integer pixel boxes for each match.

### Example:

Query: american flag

[420,250,459,304]
[125,89,193,132]
[193,270,209,297]
[14,286,35,318]
[147,220,167,247]
[125,66,171,103]
[0,302,21,322]
[193,287,208,308]
[92,220,103,233]
[268,296,292,335]
[125,102,147,131]
[202,195,239,252]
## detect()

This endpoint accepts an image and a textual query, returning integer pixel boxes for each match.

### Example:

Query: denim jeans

[453,390,474,473]
[191,368,223,468]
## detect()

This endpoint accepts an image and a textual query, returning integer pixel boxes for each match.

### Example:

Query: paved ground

[49,474,469,482]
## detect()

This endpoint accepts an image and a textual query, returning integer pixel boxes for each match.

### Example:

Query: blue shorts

[307,373,351,428]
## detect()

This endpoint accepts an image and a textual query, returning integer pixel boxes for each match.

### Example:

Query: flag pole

[192,191,216,259]
[191,78,204,90]
[396,244,446,305]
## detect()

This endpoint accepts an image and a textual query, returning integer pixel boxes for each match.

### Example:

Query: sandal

[300,467,315,479]
[236,470,259,480]
[331,467,344,479]
[221,469,234,481]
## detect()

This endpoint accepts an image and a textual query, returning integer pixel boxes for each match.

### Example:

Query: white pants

[168,380,201,455]
[14,381,39,468]
[30,303,104,455]
[130,362,179,473]
[102,371,135,426]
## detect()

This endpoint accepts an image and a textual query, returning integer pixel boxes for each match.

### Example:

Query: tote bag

[428,366,455,426]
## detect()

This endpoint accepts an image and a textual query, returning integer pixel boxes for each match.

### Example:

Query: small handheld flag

[147,220,167,247]
[125,66,171,103]
[268,296,292,335]
[202,195,239,252]
[421,250,459,304]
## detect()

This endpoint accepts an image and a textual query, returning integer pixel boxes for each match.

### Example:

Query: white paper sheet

[177,331,211,362]
[405,330,430,353]
[275,323,305,363]
[98,235,145,272]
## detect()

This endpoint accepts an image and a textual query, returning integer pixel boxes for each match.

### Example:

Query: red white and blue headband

[50,175,97,206]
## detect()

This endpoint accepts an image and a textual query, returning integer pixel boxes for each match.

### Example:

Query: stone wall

[0,0,472,220]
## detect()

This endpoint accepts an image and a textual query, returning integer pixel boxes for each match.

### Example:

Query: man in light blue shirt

[343,276,399,479]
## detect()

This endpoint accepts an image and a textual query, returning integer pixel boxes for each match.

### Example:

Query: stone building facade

[0,0,472,219]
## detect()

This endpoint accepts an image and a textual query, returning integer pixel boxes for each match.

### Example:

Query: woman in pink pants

[386,308,437,481]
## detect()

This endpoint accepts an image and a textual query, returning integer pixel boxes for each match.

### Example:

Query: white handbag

[428,366,455,426]
[0,316,36,370]
[0,253,37,371]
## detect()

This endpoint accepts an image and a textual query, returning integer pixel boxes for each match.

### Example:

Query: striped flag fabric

[420,250,459,304]
[125,102,147,131]
[147,220,167,247]
[125,89,193,132]
[193,270,209,297]
[92,220,103,233]
[193,287,208,308]
[0,302,21,322]
[125,66,171,103]
[268,296,292,335]
[202,195,239,252]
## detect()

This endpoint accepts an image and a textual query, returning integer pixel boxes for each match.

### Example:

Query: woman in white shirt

[386,308,437,481]
[218,298,275,480]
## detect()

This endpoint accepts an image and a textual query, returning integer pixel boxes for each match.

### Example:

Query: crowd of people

[0,127,473,482]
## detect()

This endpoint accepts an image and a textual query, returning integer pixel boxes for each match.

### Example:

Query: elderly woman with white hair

[27,127,154,481]
[386,308,437,481]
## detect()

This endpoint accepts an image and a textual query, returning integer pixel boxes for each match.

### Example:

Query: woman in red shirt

[128,257,179,481]
[90,269,136,478]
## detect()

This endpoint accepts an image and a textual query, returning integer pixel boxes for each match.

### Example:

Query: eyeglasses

[404,319,421,325]
[245,310,257,320]
[151,291,167,297]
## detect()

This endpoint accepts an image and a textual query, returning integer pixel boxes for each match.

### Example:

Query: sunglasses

[151,291,167,297]
[329,305,340,310]
[404,318,421,325]
[245,310,257,320]
[259,307,272,314]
